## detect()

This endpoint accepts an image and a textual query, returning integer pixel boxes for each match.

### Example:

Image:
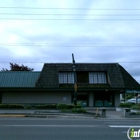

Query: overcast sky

[0,0,140,83]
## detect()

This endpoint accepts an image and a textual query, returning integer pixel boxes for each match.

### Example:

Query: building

[0,63,140,107]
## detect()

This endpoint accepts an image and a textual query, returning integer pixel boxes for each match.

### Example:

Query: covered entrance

[94,91,114,107]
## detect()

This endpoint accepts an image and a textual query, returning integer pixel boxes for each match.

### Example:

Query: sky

[0,0,140,83]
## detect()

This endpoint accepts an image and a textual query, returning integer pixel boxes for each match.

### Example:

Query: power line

[0,18,140,20]
[0,43,140,47]
[0,44,140,47]
[0,7,140,10]
[0,13,140,16]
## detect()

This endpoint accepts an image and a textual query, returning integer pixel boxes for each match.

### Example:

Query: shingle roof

[119,65,140,88]
[36,63,140,89]
[0,63,139,89]
[0,71,40,87]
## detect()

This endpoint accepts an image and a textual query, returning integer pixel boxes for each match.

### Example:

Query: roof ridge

[44,62,119,64]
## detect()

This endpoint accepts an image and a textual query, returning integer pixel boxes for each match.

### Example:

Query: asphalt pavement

[0,117,140,140]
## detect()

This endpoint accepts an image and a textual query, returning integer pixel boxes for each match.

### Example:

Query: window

[89,72,107,84]
[59,72,74,84]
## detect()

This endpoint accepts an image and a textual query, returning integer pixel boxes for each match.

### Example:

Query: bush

[35,104,49,109]
[57,103,81,110]
[76,104,82,108]
[0,104,24,109]
[72,108,77,113]
[71,108,86,113]
[8,104,25,109]
[77,108,86,113]
[0,104,8,108]
[67,104,75,109]
[24,105,32,109]
[57,104,68,110]
[61,108,67,112]
[119,103,133,108]
[35,104,57,109]
[131,104,140,110]
[49,104,57,109]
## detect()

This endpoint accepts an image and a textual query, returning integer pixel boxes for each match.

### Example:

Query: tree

[1,63,34,71]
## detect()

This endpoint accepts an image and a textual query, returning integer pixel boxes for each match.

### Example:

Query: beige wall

[2,90,120,107]
[2,91,71,104]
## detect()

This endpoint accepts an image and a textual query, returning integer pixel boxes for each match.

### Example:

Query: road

[0,117,140,140]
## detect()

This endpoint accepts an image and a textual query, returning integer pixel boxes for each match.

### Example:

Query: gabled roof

[0,71,40,87]
[36,63,140,89]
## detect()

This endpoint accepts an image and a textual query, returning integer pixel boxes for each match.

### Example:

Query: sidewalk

[106,111,124,119]
[0,109,139,119]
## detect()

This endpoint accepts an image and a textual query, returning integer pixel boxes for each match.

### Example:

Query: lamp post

[72,53,77,106]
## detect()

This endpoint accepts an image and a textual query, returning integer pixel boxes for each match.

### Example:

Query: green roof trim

[0,71,40,87]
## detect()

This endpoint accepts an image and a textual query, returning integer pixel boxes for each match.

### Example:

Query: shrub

[49,104,57,109]
[119,103,133,108]
[57,104,68,110]
[61,108,67,112]
[7,104,25,109]
[67,104,75,109]
[35,104,49,109]
[24,105,32,109]
[76,104,82,108]
[35,104,57,109]
[72,108,77,113]
[0,104,24,109]
[131,104,140,110]
[77,108,86,113]
[67,104,82,109]
[0,104,8,108]
[136,112,140,114]
[71,108,86,113]
[57,103,81,110]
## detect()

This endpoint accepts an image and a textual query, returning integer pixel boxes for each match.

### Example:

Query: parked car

[125,98,140,104]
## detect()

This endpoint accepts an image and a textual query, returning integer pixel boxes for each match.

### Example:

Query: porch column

[115,92,120,107]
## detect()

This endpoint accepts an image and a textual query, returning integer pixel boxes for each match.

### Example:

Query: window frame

[89,72,107,84]
[59,72,74,84]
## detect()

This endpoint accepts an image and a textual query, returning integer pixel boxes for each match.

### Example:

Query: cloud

[0,0,140,83]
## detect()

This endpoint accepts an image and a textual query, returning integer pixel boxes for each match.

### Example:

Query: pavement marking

[3,125,98,127]
[109,125,140,128]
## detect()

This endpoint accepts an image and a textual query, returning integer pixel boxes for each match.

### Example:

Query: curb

[0,114,26,117]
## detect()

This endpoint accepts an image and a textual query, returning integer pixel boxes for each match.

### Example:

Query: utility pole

[72,53,77,106]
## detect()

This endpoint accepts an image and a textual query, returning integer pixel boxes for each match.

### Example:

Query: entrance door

[94,92,114,107]
[72,93,88,107]
[77,94,88,107]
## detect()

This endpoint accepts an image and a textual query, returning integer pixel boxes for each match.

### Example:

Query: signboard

[126,90,140,94]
